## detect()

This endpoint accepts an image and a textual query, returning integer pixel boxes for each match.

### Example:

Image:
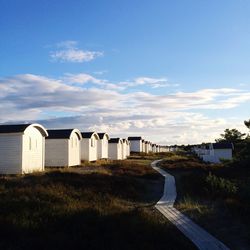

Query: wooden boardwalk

[152,160,230,250]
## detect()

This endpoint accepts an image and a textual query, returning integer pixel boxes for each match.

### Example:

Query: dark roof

[109,138,121,143]
[212,142,233,149]
[98,133,109,139]
[81,132,95,138]
[47,129,75,139]
[0,124,31,133]
[128,136,142,141]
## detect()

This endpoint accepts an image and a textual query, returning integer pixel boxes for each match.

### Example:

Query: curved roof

[109,138,122,143]
[0,123,48,137]
[98,132,110,140]
[47,129,82,140]
[122,138,129,144]
[81,131,100,140]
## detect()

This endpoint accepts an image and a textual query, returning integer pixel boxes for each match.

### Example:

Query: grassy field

[0,153,195,250]
[159,152,250,250]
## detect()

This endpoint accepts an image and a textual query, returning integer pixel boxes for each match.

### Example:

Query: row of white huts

[192,142,233,163]
[0,124,166,174]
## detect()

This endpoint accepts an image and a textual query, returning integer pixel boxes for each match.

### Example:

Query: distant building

[81,132,100,161]
[108,138,123,160]
[128,136,143,152]
[122,138,129,159]
[97,133,109,159]
[203,142,233,163]
[193,142,234,163]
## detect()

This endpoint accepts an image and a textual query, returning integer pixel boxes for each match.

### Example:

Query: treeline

[215,119,250,166]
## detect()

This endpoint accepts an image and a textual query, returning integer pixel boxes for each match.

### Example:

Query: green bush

[205,172,238,197]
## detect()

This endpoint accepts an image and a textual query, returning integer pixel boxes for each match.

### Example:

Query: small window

[91,138,95,147]
[75,138,77,147]
[36,139,38,149]
[29,137,32,150]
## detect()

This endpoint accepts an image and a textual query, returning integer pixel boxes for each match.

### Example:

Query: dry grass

[159,152,250,249]
[0,155,195,250]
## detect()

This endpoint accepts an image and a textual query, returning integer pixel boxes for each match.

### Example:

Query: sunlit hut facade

[127,140,131,157]
[145,141,150,153]
[45,129,82,167]
[97,132,110,159]
[152,144,157,153]
[108,138,123,160]
[142,139,146,153]
[122,138,129,160]
[0,123,48,174]
[149,142,153,152]
[81,132,100,162]
[128,136,143,153]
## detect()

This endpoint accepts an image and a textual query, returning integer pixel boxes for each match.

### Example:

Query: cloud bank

[0,73,249,144]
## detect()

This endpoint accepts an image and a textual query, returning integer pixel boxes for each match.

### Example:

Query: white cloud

[119,76,176,89]
[50,40,103,63]
[63,73,102,84]
[0,73,249,145]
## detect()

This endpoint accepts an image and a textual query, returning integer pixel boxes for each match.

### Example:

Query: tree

[216,128,246,144]
[244,119,250,129]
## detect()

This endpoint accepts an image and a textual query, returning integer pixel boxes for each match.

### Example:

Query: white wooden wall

[108,142,122,160]
[97,135,109,159]
[22,126,44,173]
[129,140,142,152]
[68,132,81,166]
[122,142,127,159]
[127,143,130,157]
[0,134,22,174]
[45,139,68,167]
[81,137,98,161]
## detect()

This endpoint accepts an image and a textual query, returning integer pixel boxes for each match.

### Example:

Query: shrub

[205,172,238,197]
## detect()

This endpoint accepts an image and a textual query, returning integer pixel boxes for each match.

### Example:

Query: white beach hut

[122,138,129,160]
[108,138,123,160]
[45,129,82,167]
[81,132,100,161]
[145,141,150,154]
[128,136,143,153]
[97,133,110,159]
[202,142,233,163]
[149,142,153,152]
[142,139,146,153]
[127,141,131,157]
[0,123,48,174]
[152,144,157,153]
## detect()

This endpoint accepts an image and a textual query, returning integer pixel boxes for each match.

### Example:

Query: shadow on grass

[0,170,196,250]
[0,207,195,250]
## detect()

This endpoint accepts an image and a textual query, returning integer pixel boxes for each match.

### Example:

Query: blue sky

[0,0,250,144]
